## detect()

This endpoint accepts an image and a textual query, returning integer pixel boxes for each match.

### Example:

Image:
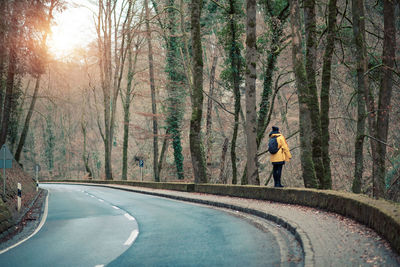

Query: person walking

[268,126,292,187]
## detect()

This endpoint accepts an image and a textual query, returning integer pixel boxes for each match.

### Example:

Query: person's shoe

[277,184,284,188]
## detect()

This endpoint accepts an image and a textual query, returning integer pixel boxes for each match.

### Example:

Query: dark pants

[272,163,284,187]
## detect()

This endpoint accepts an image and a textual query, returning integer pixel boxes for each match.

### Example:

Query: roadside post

[139,159,144,181]
[35,164,41,191]
[17,183,21,212]
[0,144,13,196]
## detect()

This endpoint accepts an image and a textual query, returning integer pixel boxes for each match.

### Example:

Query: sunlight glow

[47,2,95,59]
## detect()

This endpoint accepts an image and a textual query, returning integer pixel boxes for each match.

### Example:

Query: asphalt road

[0,184,299,266]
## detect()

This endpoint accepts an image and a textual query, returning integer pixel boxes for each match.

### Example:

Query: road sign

[0,144,13,169]
[35,164,41,172]
[139,160,144,168]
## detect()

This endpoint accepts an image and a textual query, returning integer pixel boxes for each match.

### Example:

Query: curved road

[0,184,302,266]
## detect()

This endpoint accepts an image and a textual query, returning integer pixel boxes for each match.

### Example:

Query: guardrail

[43,179,400,255]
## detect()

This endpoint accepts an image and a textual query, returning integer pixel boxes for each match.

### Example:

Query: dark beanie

[269,126,280,137]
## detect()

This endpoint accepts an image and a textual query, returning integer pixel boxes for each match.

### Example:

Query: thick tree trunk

[97,0,113,180]
[373,0,396,198]
[304,0,326,188]
[190,0,207,183]
[241,4,289,185]
[166,0,185,180]
[0,41,17,146]
[0,1,6,125]
[205,55,217,175]
[244,0,259,185]
[351,0,368,193]
[290,0,318,188]
[228,0,242,185]
[319,0,336,190]
[145,0,159,182]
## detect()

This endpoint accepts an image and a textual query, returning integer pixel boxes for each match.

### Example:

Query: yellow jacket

[269,133,292,163]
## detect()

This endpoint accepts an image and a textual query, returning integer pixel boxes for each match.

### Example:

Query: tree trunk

[228,0,242,185]
[81,121,93,178]
[242,3,289,185]
[290,0,318,188]
[373,0,396,198]
[351,0,368,193]
[190,0,207,183]
[157,129,170,180]
[121,48,134,180]
[244,0,259,185]
[205,55,217,175]
[15,77,40,162]
[304,0,326,189]
[145,0,159,182]
[166,0,185,180]
[0,0,6,125]
[0,37,17,146]
[218,137,229,184]
[97,0,113,180]
[319,0,336,190]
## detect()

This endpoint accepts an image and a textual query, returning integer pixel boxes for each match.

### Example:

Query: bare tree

[319,0,337,190]
[351,0,368,193]
[372,0,396,198]
[190,0,207,183]
[289,0,318,188]
[304,0,326,188]
[244,0,259,185]
[95,0,134,179]
[145,0,159,182]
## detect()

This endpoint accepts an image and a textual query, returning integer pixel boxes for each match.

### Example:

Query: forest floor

[1,160,38,217]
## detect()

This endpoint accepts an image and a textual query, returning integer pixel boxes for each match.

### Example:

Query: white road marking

[112,206,120,210]
[124,213,135,221]
[0,190,50,254]
[124,229,139,246]
[94,265,104,267]
[98,199,104,202]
